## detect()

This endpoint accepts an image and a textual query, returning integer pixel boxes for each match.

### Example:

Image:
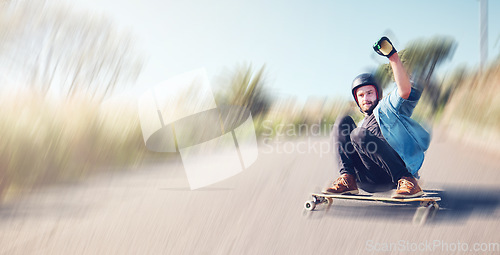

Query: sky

[66,0,500,102]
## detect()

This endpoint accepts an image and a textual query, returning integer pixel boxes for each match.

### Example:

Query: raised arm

[388,53,411,100]
[374,37,412,100]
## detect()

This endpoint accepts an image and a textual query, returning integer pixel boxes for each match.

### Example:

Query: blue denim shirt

[373,86,431,176]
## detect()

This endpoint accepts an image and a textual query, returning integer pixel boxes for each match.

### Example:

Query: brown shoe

[392,176,424,198]
[322,174,359,195]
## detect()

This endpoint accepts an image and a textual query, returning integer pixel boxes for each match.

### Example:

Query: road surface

[1,132,499,254]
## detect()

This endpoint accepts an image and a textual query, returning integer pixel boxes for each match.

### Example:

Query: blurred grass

[0,90,148,201]
[439,59,500,149]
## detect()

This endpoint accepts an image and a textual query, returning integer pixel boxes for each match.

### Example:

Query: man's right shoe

[322,174,359,195]
[392,176,424,198]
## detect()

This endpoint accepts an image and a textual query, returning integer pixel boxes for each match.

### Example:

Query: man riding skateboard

[323,37,430,198]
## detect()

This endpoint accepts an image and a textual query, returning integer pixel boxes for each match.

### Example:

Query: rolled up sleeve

[387,87,422,117]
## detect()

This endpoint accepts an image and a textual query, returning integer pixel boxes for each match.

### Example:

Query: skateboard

[304,193,441,225]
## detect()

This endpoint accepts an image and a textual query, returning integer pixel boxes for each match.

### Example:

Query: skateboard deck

[304,192,441,225]
[310,192,440,203]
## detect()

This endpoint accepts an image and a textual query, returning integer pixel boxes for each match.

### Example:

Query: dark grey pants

[331,115,412,192]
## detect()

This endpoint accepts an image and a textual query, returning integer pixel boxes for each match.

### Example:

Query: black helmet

[351,73,382,107]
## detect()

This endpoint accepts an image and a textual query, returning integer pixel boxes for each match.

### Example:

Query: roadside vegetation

[0,1,146,201]
[0,91,147,200]
[440,59,500,149]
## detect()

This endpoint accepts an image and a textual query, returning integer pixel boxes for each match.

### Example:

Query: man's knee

[332,114,356,138]
[335,114,355,128]
[350,128,379,153]
[350,127,368,145]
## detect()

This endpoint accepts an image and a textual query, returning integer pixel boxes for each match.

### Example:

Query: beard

[360,100,378,115]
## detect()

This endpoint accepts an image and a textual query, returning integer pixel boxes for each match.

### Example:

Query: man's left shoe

[392,176,424,198]
[322,174,359,195]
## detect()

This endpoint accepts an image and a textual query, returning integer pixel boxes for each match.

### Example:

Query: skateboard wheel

[325,198,333,205]
[432,202,439,210]
[429,202,439,218]
[420,201,431,207]
[413,206,429,225]
[413,202,439,225]
[312,196,318,203]
[304,201,316,211]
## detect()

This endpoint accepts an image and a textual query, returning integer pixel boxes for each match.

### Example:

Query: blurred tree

[216,63,272,118]
[0,0,143,101]
[439,65,468,107]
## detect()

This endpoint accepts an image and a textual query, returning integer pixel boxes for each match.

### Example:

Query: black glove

[373,36,397,58]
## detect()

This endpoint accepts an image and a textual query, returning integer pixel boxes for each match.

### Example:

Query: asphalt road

[1,133,500,254]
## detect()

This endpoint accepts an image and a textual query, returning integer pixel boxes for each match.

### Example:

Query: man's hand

[373,36,397,58]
